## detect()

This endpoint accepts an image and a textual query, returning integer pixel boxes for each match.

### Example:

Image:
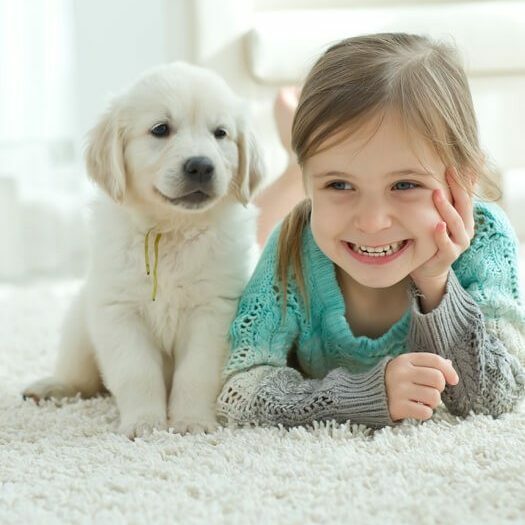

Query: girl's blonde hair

[277,32,501,307]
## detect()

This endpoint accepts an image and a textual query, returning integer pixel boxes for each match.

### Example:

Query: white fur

[23,62,264,439]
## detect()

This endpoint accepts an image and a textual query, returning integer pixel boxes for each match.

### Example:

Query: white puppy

[23,62,263,439]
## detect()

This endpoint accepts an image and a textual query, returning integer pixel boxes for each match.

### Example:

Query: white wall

[73,0,171,144]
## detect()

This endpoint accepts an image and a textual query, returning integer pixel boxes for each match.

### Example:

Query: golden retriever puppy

[23,62,263,439]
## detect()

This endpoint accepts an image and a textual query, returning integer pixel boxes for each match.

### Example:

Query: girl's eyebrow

[387,168,433,177]
[313,168,434,178]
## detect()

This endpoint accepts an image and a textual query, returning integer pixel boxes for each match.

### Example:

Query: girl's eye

[214,127,228,139]
[328,181,352,191]
[150,123,170,138]
[393,181,420,191]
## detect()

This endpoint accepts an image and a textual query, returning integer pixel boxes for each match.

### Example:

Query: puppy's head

[86,62,264,213]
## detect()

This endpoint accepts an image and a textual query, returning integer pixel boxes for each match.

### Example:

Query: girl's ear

[234,126,265,206]
[85,102,127,202]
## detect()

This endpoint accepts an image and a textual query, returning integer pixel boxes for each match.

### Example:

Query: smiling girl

[217,33,525,427]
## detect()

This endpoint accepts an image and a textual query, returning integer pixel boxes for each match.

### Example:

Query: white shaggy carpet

[1,278,525,525]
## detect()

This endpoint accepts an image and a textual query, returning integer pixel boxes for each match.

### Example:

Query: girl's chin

[349,274,410,289]
[338,256,416,289]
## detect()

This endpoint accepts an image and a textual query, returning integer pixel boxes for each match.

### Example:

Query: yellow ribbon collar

[144,228,162,301]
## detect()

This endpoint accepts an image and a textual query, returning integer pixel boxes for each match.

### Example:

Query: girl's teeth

[351,241,406,256]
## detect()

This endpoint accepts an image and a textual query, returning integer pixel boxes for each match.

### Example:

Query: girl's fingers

[434,188,471,250]
[434,221,460,264]
[447,167,475,238]
[407,401,434,421]
[411,366,447,392]
[408,384,442,409]
[409,353,459,385]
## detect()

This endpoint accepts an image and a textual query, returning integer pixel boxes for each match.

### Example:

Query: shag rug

[1,279,524,525]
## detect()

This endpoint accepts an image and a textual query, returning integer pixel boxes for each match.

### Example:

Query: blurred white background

[0,0,524,282]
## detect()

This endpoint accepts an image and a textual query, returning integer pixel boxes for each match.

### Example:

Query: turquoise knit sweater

[218,201,525,427]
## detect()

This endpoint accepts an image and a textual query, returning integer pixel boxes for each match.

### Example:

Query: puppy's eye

[150,123,170,138]
[214,127,228,139]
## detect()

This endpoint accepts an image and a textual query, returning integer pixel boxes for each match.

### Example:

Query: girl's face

[304,110,453,290]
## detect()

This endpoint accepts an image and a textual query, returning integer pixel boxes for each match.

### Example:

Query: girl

[217,33,525,428]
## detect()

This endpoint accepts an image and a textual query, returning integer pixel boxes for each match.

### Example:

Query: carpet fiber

[1,280,524,525]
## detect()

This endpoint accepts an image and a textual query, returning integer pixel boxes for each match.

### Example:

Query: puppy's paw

[22,378,78,404]
[119,416,168,440]
[169,417,218,435]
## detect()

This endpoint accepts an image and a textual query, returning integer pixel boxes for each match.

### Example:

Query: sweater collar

[302,224,411,349]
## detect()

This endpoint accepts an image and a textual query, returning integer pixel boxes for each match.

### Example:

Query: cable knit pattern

[219,201,525,427]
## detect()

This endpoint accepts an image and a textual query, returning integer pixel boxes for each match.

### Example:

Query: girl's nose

[353,200,392,234]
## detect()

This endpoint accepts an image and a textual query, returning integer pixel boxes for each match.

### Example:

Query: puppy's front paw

[22,378,78,404]
[119,416,168,440]
[169,417,218,435]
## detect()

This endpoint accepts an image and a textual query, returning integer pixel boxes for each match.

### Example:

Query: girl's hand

[385,352,459,422]
[410,167,475,309]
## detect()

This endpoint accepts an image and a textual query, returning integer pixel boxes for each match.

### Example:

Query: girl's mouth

[344,239,412,265]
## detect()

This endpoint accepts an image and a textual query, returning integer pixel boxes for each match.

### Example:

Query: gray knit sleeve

[216,357,396,429]
[408,270,525,418]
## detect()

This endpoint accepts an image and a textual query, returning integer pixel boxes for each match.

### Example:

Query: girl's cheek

[402,201,441,238]
[311,208,338,239]
[422,209,443,233]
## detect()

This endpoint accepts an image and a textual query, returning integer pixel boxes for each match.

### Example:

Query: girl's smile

[344,239,413,265]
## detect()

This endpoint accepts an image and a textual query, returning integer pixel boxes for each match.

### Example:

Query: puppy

[23,62,264,439]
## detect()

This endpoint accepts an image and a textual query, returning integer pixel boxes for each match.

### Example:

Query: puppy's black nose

[183,156,214,184]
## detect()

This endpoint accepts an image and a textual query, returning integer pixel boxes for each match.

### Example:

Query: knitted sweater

[217,201,525,428]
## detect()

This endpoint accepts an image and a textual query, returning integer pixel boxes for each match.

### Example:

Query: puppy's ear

[235,129,265,206]
[85,103,126,202]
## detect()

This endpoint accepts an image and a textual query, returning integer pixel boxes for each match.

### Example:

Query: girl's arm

[408,213,525,418]
[217,358,395,428]
[218,226,395,429]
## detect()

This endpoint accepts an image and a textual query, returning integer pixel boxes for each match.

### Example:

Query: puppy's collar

[144,228,162,301]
